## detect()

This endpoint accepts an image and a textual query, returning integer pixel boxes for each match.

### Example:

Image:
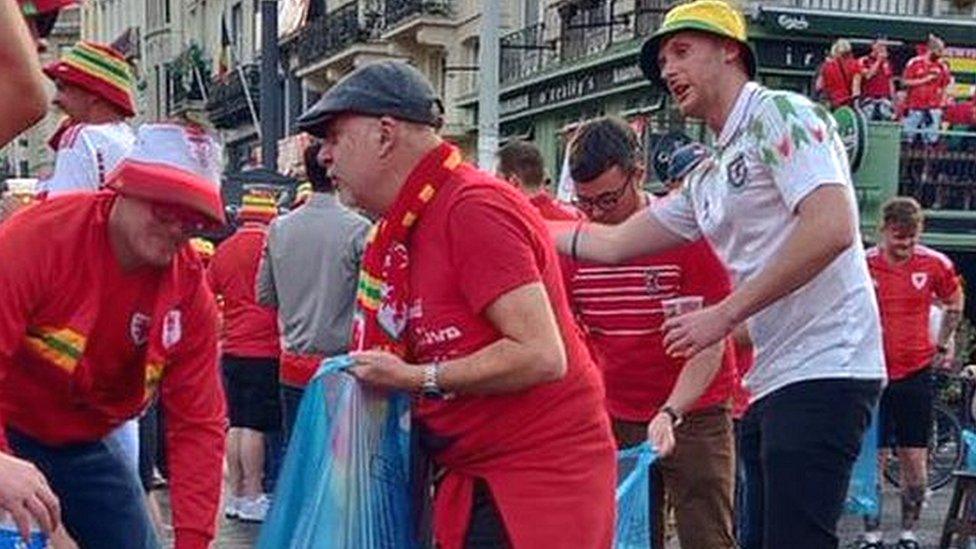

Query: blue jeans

[7,429,159,549]
[903,109,943,144]
[738,378,881,549]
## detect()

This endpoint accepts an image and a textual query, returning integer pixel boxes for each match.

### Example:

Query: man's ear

[377,116,397,158]
[632,165,647,187]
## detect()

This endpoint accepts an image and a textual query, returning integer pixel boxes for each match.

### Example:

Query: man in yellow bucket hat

[553,1,885,547]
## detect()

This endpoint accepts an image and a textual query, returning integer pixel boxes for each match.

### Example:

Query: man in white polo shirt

[555,1,885,547]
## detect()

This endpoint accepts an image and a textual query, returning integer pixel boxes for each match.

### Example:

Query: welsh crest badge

[727,153,747,189]
[911,272,928,290]
[162,309,182,349]
[130,313,151,346]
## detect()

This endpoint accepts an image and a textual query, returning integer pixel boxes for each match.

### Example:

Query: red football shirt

[819,56,863,108]
[859,54,894,99]
[903,55,952,110]
[406,159,615,549]
[528,191,584,221]
[0,193,225,548]
[867,245,960,380]
[565,237,735,421]
[208,223,280,358]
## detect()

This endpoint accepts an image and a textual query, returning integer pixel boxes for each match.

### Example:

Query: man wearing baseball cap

[39,40,137,196]
[0,123,228,548]
[297,60,616,548]
[554,1,885,546]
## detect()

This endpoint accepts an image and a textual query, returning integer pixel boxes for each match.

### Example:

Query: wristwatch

[660,405,684,428]
[422,362,444,399]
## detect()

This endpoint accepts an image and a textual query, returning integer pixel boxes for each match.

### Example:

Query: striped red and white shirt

[564,237,736,421]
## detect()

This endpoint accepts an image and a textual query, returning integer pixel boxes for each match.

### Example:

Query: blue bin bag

[963,429,976,471]
[615,442,659,549]
[257,355,415,549]
[845,407,880,517]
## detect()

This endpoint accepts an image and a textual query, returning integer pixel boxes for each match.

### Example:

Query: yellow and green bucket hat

[639,0,757,85]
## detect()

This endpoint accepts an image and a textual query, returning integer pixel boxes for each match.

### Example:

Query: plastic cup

[661,296,704,319]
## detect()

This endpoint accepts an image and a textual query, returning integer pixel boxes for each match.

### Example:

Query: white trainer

[236,494,270,523]
[223,495,241,519]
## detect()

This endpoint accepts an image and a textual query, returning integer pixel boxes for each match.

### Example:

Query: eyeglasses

[572,172,636,213]
[150,202,213,234]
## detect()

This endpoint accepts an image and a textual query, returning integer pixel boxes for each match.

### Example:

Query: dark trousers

[279,383,305,443]
[464,479,510,548]
[739,378,881,549]
[8,429,160,549]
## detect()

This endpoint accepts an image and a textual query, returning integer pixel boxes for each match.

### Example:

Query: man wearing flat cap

[0,123,228,549]
[297,60,616,548]
[552,1,885,546]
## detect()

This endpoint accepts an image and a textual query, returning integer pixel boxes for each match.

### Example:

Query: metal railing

[297,1,372,67]
[500,23,557,86]
[383,0,452,30]
[500,0,672,86]
[899,130,976,212]
[205,64,260,130]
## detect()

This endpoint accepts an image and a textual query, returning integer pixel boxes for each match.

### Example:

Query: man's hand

[662,304,735,359]
[0,452,60,539]
[647,413,676,457]
[348,350,423,391]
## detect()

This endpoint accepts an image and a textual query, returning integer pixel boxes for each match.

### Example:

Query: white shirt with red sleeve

[41,122,135,195]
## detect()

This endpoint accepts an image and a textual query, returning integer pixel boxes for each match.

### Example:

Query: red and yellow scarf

[350,143,462,356]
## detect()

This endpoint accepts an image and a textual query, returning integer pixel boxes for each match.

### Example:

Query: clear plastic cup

[661,295,704,319]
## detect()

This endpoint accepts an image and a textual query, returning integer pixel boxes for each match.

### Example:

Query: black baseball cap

[297,60,444,137]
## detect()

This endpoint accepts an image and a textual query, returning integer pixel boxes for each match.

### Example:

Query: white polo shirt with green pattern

[652,82,886,403]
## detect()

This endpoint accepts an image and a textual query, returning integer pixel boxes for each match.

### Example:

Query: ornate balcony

[384,0,452,30]
[296,1,377,69]
[205,63,260,130]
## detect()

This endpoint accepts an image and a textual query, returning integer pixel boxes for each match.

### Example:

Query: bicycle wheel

[883,403,963,490]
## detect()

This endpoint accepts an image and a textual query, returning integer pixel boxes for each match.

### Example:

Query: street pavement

[154,478,962,548]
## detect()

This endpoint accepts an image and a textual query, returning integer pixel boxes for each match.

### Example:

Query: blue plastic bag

[257,355,415,549]
[962,429,976,471]
[615,442,658,549]
[845,407,880,516]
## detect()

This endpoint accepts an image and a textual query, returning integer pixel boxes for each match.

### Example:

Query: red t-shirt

[565,237,735,421]
[208,223,279,358]
[0,193,225,548]
[903,55,952,110]
[819,56,863,108]
[859,55,894,99]
[406,160,615,549]
[867,245,960,380]
[528,191,584,221]
[945,100,976,127]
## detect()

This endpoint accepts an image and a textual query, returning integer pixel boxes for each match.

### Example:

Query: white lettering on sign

[777,14,809,31]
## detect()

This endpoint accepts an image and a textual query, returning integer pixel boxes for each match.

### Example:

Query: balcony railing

[500,23,557,87]
[899,130,976,212]
[166,60,209,115]
[500,0,672,86]
[297,1,375,67]
[205,63,260,130]
[384,0,452,30]
[748,0,972,18]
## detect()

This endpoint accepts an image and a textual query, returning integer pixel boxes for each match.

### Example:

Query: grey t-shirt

[257,192,369,357]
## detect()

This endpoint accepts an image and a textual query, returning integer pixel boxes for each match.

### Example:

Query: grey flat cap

[297,60,444,136]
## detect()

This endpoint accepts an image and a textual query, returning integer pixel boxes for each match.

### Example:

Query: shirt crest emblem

[911,272,928,290]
